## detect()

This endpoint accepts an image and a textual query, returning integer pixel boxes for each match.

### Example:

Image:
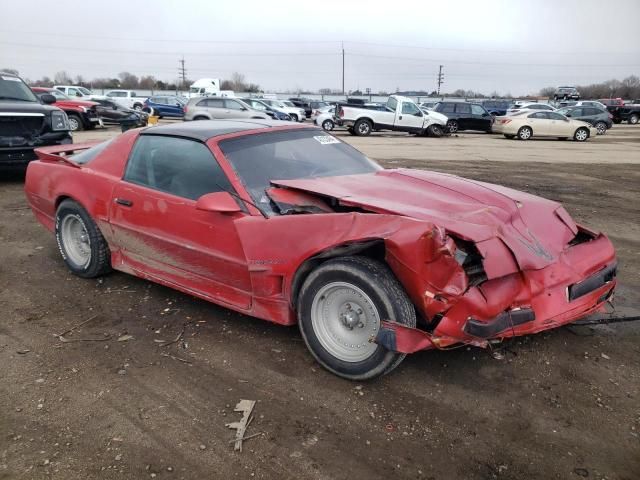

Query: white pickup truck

[104,90,148,111]
[336,95,448,136]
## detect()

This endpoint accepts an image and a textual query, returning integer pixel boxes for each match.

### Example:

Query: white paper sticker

[1,75,21,81]
[313,135,340,145]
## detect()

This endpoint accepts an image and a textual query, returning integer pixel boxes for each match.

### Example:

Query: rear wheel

[354,119,372,136]
[290,114,299,122]
[193,116,208,120]
[55,199,111,278]
[629,114,639,125]
[595,121,607,135]
[321,119,334,131]
[67,114,83,132]
[298,256,416,380]
[517,126,532,140]
[504,134,515,139]
[447,120,459,133]
[574,127,589,142]
[133,104,143,111]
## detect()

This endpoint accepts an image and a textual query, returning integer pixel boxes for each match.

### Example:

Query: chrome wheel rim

[448,121,458,133]
[61,214,91,267]
[322,120,333,130]
[311,282,380,363]
[358,122,370,134]
[576,129,588,141]
[68,117,80,131]
[520,128,531,139]
[596,123,606,134]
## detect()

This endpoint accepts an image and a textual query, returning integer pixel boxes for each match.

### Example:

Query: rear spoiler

[34,142,102,167]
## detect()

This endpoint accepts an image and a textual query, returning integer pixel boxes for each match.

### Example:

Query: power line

[179,57,187,88]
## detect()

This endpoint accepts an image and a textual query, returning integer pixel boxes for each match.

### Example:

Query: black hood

[0,100,59,114]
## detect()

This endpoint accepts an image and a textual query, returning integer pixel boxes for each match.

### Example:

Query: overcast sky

[1,0,639,95]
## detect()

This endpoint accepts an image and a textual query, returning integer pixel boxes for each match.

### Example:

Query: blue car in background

[143,95,186,118]
[481,99,512,116]
[240,97,292,120]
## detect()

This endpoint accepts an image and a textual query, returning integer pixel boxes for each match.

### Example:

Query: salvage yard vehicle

[104,90,148,111]
[240,98,292,121]
[183,97,269,121]
[32,87,101,131]
[493,110,597,141]
[605,103,640,125]
[91,98,148,128]
[53,84,98,100]
[1,72,72,166]
[554,86,580,101]
[433,101,493,133]
[257,98,306,122]
[314,107,336,131]
[24,120,617,380]
[555,106,612,134]
[339,95,448,136]
[506,102,555,115]
[142,95,186,118]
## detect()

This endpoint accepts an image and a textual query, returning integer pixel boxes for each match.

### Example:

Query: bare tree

[118,71,139,89]
[54,71,72,85]
[1,68,19,76]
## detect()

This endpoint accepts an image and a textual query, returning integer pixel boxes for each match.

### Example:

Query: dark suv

[554,86,580,101]
[288,98,312,118]
[1,73,72,166]
[481,99,511,116]
[555,106,612,135]
[434,101,493,133]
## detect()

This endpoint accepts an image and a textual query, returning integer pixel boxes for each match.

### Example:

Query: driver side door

[109,134,252,309]
[394,101,424,132]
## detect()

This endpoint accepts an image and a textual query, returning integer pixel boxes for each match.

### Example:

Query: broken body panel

[24,126,617,357]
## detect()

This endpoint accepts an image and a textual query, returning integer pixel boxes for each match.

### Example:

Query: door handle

[115,198,133,207]
[399,115,403,120]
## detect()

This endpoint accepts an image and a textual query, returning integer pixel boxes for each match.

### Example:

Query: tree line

[539,75,640,100]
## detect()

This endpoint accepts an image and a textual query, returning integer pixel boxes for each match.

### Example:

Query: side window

[455,103,471,114]
[548,112,566,120]
[68,88,80,96]
[440,103,455,113]
[571,108,584,116]
[529,112,548,119]
[401,102,421,115]
[471,104,485,115]
[202,98,223,108]
[225,99,244,110]
[124,135,234,201]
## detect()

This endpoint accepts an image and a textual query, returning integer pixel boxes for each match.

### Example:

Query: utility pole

[179,56,187,93]
[341,41,345,96]
[437,65,444,96]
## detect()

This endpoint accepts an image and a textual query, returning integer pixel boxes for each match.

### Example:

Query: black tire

[574,127,589,142]
[558,137,568,141]
[55,199,111,279]
[427,124,444,137]
[354,119,372,136]
[290,114,299,122]
[629,114,639,125]
[594,121,607,135]
[142,107,153,115]
[298,256,416,380]
[67,113,83,132]
[447,120,459,133]
[321,119,334,131]
[133,104,143,111]
[347,127,356,135]
[517,126,532,140]
[504,134,515,139]
[193,116,208,120]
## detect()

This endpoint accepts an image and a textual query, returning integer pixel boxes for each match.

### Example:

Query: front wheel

[298,257,416,380]
[427,124,444,137]
[347,127,356,135]
[594,121,607,135]
[517,126,532,140]
[55,199,111,278]
[321,119,334,131]
[67,114,83,132]
[629,114,639,125]
[133,104,143,111]
[447,120,459,133]
[354,119,372,136]
[574,127,589,142]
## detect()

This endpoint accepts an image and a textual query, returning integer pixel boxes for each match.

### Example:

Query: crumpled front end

[377,227,617,353]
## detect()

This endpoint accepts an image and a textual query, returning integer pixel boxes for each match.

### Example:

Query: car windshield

[79,87,92,95]
[281,101,295,107]
[0,75,38,102]
[555,107,570,115]
[220,129,381,216]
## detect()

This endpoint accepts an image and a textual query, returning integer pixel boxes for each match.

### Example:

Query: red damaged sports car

[25,121,617,379]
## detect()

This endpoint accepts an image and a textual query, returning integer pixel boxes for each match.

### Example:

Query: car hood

[273,168,580,271]
[0,101,59,114]
[54,99,98,109]
[424,110,447,124]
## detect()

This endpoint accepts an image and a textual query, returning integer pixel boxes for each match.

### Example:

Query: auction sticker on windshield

[2,76,22,81]
[313,135,340,145]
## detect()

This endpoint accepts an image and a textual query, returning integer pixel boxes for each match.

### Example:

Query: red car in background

[24,121,617,380]
[32,87,101,131]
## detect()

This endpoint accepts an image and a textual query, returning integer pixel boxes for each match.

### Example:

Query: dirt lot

[1,123,639,480]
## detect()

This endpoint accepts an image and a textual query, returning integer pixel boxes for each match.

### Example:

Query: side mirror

[413,111,423,117]
[195,191,241,214]
[76,92,82,97]
[41,94,56,105]
[565,114,571,117]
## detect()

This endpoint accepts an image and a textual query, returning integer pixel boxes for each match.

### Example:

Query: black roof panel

[141,119,297,142]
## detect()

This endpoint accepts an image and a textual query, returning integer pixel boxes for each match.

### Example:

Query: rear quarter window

[71,140,114,165]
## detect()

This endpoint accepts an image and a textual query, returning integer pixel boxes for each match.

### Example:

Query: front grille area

[0,116,44,137]
[453,237,488,287]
